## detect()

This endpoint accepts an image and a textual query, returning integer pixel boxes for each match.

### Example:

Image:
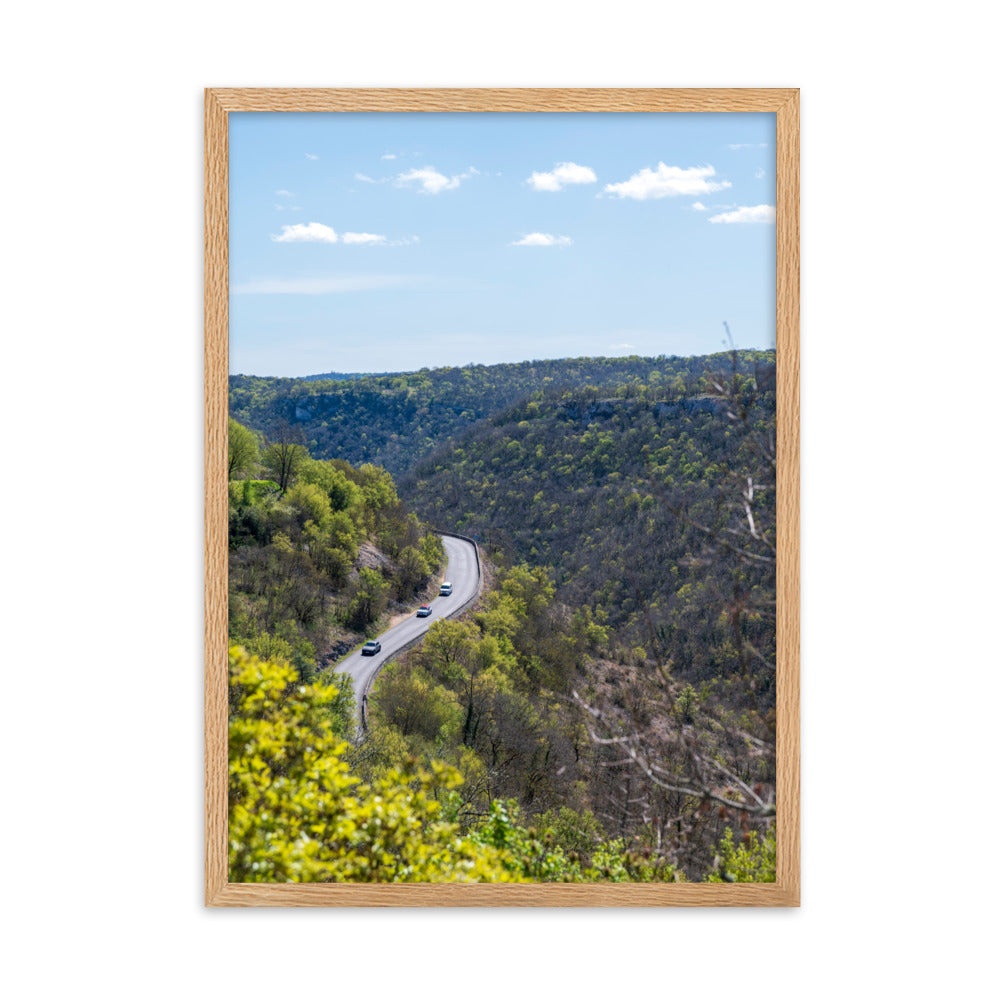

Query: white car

[440,581,453,596]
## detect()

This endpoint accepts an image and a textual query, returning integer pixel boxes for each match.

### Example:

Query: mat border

[205,88,800,907]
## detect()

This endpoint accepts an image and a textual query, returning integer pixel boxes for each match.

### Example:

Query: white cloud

[708,204,776,224]
[305,153,319,160]
[270,223,412,246]
[527,161,597,192]
[510,233,572,247]
[692,201,707,211]
[381,153,397,160]
[354,173,376,183]
[275,189,294,197]
[271,222,339,243]
[233,275,423,295]
[755,168,766,179]
[604,163,731,200]
[728,143,768,150]
[609,342,636,352]
[395,166,470,194]
[342,232,387,245]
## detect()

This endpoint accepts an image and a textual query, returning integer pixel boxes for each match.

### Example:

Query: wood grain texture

[204,88,229,906]
[210,881,797,907]
[775,91,801,905]
[208,88,797,113]
[204,88,800,907]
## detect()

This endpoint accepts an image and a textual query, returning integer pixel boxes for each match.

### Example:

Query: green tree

[298,457,363,512]
[418,618,479,682]
[346,567,389,630]
[228,647,520,883]
[229,627,319,684]
[262,441,306,494]
[535,806,604,863]
[707,826,776,883]
[420,532,445,572]
[286,481,333,530]
[471,800,683,883]
[395,544,430,596]
[357,463,399,514]
[473,800,582,882]
[371,664,462,742]
[228,418,259,480]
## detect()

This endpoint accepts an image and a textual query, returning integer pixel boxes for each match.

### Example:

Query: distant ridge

[300,370,401,382]
[230,350,775,477]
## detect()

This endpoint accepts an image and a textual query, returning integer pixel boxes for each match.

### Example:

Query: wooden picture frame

[205,88,799,906]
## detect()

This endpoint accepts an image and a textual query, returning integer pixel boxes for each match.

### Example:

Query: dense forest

[227,350,778,883]
[401,362,776,689]
[227,421,445,682]
[229,352,766,476]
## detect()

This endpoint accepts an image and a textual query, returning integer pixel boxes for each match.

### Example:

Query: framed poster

[205,88,799,906]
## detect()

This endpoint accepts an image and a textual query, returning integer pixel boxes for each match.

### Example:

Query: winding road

[334,534,481,726]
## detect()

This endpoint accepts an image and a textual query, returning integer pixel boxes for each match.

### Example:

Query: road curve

[334,534,481,723]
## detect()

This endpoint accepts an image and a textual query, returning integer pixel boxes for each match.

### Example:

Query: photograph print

[219,96,793,897]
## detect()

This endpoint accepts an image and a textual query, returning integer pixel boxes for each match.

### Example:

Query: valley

[227,350,777,882]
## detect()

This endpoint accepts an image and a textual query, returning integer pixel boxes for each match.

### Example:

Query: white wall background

[3,3,996,997]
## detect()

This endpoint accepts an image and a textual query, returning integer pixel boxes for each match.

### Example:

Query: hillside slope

[399,359,776,704]
[229,352,771,477]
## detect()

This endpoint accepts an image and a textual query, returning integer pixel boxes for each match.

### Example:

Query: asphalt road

[335,534,481,719]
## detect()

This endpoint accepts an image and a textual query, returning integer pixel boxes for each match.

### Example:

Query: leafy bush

[707,826,776,883]
[228,647,522,883]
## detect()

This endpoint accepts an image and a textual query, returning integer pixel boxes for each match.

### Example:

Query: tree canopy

[229,351,772,476]
[228,646,520,883]
[228,418,259,480]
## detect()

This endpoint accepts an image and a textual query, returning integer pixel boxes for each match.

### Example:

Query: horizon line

[228,346,776,381]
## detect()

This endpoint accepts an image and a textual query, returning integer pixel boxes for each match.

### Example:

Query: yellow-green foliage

[371,666,462,743]
[285,481,334,530]
[297,457,364,516]
[228,417,260,480]
[707,826,776,883]
[473,801,684,883]
[228,647,522,883]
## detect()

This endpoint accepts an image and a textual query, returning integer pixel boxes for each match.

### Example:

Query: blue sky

[230,112,775,377]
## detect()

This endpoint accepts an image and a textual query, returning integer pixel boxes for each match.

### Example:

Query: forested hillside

[227,350,778,883]
[229,352,766,476]
[366,354,778,877]
[227,419,444,683]
[400,355,776,707]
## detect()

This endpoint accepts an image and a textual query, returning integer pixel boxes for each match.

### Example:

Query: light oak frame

[205,88,800,907]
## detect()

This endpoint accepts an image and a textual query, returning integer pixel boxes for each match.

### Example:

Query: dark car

[416,605,432,618]
[361,640,381,655]
[439,581,453,596]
